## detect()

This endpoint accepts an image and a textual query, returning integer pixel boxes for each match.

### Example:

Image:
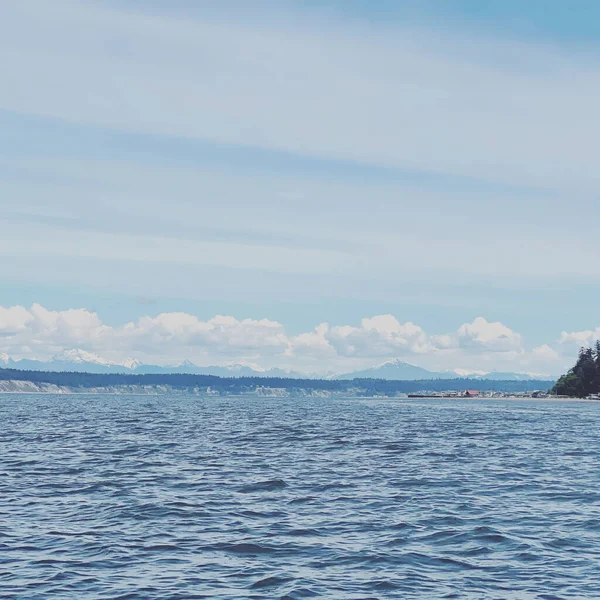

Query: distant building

[464,389,480,397]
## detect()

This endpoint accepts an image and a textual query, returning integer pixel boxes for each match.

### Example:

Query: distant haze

[0,349,557,382]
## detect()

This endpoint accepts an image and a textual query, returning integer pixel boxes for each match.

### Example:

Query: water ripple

[1,394,600,598]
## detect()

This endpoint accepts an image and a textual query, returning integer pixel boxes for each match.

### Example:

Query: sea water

[1,394,599,599]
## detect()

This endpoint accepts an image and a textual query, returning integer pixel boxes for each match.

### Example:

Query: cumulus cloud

[287,323,336,359]
[117,313,288,355]
[0,305,34,335]
[429,317,524,358]
[532,344,561,361]
[0,304,289,362]
[0,303,106,355]
[287,316,429,360]
[325,316,429,357]
[455,317,523,353]
[559,328,600,348]
[0,303,573,374]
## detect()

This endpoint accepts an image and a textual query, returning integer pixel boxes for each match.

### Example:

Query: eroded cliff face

[0,381,338,397]
[0,381,162,394]
[0,380,72,393]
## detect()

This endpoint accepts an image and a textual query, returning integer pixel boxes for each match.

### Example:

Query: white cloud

[559,328,600,348]
[429,334,455,350]
[0,304,580,374]
[455,317,523,352]
[0,304,106,355]
[532,344,561,361]
[287,316,429,361]
[325,316,429,357]
[287,323,336,359]
[0,304,290,362]
[0,304,570,375]
[0,305,34,334]
[118,313,289,356]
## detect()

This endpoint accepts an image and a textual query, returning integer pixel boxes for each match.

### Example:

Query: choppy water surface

[2,394,600,599]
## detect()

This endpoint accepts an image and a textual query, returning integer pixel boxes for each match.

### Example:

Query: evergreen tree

[593,341,600,392]
[552,345,600,397]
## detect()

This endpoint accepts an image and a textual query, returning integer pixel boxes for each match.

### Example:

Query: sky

[1,0,600,375]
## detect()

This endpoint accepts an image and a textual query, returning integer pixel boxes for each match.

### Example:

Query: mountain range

[0,350,309,378]
[0,350,554,381]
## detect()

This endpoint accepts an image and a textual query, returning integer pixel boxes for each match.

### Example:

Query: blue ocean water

[1,394,600,599]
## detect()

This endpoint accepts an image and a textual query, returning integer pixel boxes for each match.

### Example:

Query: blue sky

[1,0,599,374]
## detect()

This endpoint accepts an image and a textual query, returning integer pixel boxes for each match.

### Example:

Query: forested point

[552,343,600,398]
[0,367,554,394]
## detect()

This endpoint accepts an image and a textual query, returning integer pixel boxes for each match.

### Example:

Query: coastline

[0,387,594,401]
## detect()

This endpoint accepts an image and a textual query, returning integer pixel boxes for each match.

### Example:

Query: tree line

[552,343,600,397]
[0,367,554,394]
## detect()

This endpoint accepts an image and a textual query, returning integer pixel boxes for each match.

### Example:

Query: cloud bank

[0,303,587,375]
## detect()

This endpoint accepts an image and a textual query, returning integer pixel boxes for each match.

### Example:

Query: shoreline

[0,390,595,401]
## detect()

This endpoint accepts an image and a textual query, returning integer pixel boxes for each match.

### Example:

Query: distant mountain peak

[336,358,436,380]
[452,368,487,377]
[177,359,197,368]
[52,348,114,366]
[224,362,266,373]
[50,349,141,370]
[377,358,412,367]
[121,358,142,370]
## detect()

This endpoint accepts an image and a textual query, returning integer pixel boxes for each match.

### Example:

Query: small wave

[237,479,287,493]
[250,575,293,589]
[4,392,600,599]
[212,542,279,555]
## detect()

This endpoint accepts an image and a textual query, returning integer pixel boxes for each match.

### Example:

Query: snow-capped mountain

[1,349,145,374]
[336,358,554,381]
[0,350,312,378]
[0,351,555,381]
[475,371,545,381]
[52,349,118,366]
[121,358,143,370]
[177,360,196,369]
[50,349,144,372]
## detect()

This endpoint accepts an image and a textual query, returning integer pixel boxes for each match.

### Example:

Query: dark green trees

[552,344,600,397]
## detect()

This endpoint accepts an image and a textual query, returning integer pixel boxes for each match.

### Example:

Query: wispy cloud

[1,1,599,349]
[3,0,600,191]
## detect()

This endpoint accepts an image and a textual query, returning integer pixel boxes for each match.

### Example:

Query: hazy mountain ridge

[0,350,553,381]
[335,358,552,381]
[0,350,312,378]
